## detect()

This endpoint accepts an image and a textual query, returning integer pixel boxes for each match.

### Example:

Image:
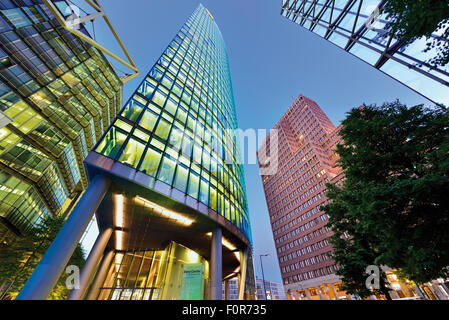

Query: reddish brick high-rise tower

[257,94,349,300]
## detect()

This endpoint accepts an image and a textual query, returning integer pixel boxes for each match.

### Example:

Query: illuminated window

[96,127,127,160]
[139,147,162,177]
[119,137,145,168]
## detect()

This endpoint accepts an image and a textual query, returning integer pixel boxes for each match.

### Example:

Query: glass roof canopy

[281,0,449,105]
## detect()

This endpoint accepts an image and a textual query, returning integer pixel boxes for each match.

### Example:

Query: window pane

[181,136,192,158]
[192,143,202,165]
[187,171,199,199]
[154,119,170,140]
[139,147,161,177]
[168,127,182,150]
[174,164,188,192]
[210,158,217,177]
[96,127,127,159]
[153,90,166,107]
[157,156,175,185]
[199,178,209,205]
[139,110,158,131]
[161,75,173,90]
[115,119,133,132]
[209,187,217,211]
[119,137,145,168]
[165,97,177,115]
[175,107,187,124]
[122,100,144,122]
[2,9,32,28]
[202,152,210,171]
[137,79,155,99]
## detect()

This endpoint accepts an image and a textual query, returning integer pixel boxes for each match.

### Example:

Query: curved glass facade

[94,5,251,240]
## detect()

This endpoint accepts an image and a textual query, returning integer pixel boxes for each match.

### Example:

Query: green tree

[382,0,449,68]
[0,215,85,300]
[322,101,449,299]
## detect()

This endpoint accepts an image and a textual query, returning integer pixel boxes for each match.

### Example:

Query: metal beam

[42,0,139,83]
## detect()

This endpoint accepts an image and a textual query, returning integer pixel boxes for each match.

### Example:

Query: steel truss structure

[281,0,449,105]
[43,0,139,83]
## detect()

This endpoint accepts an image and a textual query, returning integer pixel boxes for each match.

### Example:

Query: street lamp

[260,254,269,300]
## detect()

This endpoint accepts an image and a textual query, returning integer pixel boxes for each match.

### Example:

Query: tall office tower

[18,4,254,301]
[257,95,351,300]
[280,0,449,105]
[0,0,135,240]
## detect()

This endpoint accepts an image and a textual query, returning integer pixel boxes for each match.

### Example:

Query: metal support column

[238,247,248,300]
[16,175,111,300]
[224,279,229,300]
[210,227,222,300]
[69,227,113,300]
[86,249,115,300]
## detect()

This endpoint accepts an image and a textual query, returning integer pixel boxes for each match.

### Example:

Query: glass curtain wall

[94,4,251,240]
[97,242,209,300]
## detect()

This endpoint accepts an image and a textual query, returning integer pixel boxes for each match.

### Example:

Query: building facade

[256,278,287,300]
[257,94,351,300]
[280,0,449,105]
[256,94,448,301]
[0,0,124,240]
[18,4,254,301]
[222,277,287,300]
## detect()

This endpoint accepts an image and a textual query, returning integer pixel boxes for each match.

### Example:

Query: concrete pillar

[238,247,248,300]
[209,227,222,300]
[224,280,229,300]
[86,249,115,300]
[69,227,113,300]
[16,175,111,300]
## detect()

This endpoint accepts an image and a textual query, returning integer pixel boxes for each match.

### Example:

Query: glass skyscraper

[18,4,254,301]
[0,0,124,239]
[280,0,449,105]
[93,4,251,242]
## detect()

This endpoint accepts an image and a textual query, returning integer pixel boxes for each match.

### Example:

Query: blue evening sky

[87,0,431,284]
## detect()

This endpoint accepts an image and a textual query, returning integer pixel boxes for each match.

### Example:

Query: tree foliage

[382,0,449,68]
[0,215,85,300]
[322,101,449,298]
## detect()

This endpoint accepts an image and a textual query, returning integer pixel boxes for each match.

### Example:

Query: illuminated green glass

[158,156,176,185]
[154,119,170,140]
[139,110,158,131]
[119,137,145,168]
[174,164,189,192]
[188,171,199,199]
[96,127,127,159]
[93,5,251,240]
[139,147,162,177]
[122,100,144,122]
[168,127,183,150]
